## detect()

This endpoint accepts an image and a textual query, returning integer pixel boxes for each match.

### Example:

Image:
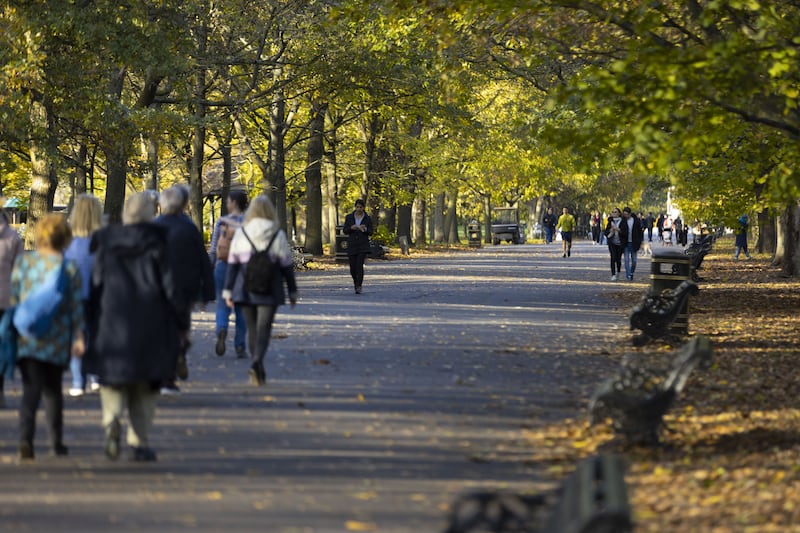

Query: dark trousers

[18,358,65,447]
[608,243,624,276]
[348,253,368,288]
[241,305,277,365]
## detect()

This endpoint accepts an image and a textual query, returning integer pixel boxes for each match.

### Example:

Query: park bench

[684,234,714,281]
[629,279,699,346]
[443,454,632,533]
[589,335,713,446]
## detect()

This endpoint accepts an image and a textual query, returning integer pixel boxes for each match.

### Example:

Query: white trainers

[88,381,100,392]
[68,387,84,397]
[611,275,618,281]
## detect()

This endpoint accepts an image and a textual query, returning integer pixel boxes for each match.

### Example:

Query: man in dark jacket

[154,185,214,393]
[620,206,644,281]
[87,192,180,461]
[542,207,557,244]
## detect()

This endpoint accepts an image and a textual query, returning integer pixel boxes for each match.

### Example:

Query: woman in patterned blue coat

[11,214,85,460]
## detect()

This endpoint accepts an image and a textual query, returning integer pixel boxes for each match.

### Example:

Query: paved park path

[0,241,650,532]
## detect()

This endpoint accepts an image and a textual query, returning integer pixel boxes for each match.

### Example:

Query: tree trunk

[269,82,288,231]
[483,196,492,243]
[776,202,800,277]
[397,204,412,246]
[324,130,339,254]
[433,192,446,243]
[102,69,129,224]
[756,207,776,254]
[186,21,208,230]
[413,195,426,245]
[445,190,459,243]
[304,100,326,255]
[27,98,58,248]
[74,143,88,197]
[361,113,384,213]
[146,137,158,191]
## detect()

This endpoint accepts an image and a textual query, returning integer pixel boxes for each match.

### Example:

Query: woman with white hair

[85,192,180,461]
[154,184,214,394]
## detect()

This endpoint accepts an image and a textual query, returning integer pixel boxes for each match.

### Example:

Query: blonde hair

[35,213,72,252]
[69,194,103,237]
[244,194,277,223]
[123,192,158,224]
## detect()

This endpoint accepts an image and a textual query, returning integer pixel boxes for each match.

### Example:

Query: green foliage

[370,224,395,246]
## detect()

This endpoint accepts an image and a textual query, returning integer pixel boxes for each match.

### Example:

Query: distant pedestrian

[86,192,180,462]
[12,214,85,460]
[223,194,298,386]
[620,207,644,280]
[656,213,665,242]
[605,208,624,281]
[154,185,215,394]
[0,204,23,409]
[64,194,103,397]
[542,207,557,244]
[673,216,684,247]
[556,207,576,257]
[209,190,249,358]
[662,216,673,245]
[733,214,752,260]
[645,212,655,242]
[591,211,602,245]
[343,199,373,293]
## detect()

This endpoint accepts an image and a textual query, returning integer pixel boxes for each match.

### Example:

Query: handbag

[13,259,68,339]
[0,308,17,378]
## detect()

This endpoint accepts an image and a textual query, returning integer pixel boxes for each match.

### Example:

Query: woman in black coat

[342,199,373,294]
[85,192,180,462]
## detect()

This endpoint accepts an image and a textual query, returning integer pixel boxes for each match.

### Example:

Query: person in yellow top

[556,207,577,258]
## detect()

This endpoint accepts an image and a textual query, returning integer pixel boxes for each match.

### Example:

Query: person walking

[733,214,752,260]
[86,192,180,462]
[590,211,601,245]
[11,214,85,459]
[0,205,23,409]
[656,213,665,243]
[645,212,655,242]
[556,207,576,257]
[223,195,298,386]
[673,216,684,247]
[208,190,249,358]
[620,206,644,281]
[604,208,624,281]
[342,199,373,293]
[64,194,103,397]
[153,185,214,394]
[542,207,557,244]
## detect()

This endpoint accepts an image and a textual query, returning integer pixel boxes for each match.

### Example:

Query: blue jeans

[214,261,246,350]
[544,226,553,243]
[623,242,638,279]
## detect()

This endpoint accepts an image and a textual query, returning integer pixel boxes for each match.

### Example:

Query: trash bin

[468,220,481,248]
[650,249,692,334]
[335,225,348,261]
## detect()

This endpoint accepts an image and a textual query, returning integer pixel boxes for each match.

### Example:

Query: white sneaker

[68,387,84,397]
[88,381,100,392]
[611,275,617,281]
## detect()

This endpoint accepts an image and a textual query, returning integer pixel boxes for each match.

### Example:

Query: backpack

[241,228,280,295]
[13,259,69,339]
[216,218,239,262]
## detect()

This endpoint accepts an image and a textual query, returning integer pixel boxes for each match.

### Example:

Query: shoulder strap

[242,227,280,253]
